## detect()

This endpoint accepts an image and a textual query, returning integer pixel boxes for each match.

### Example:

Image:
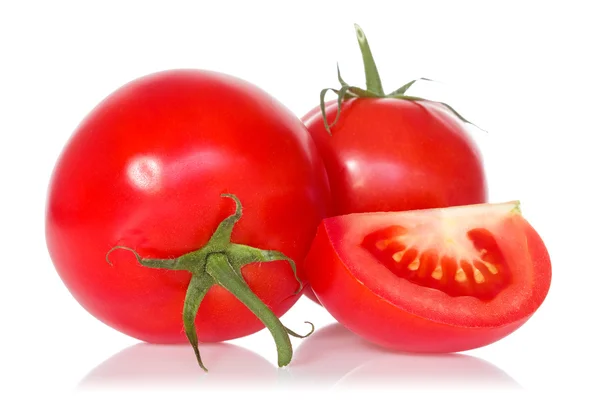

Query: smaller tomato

[303,24,487,217]
[305,201,551,353]
[300,24,488,305]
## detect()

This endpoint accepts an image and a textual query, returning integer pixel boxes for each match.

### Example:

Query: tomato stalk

[319,24,482,134]
[106,194,313,372]
[354,23,384,96]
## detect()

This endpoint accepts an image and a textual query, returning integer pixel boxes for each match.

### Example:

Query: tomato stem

[354,24,384,96]
[105,194,311,371]
[317,24,485,134]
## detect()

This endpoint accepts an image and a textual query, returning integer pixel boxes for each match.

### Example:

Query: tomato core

[362,224,511,300]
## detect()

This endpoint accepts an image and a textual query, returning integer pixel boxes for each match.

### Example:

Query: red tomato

[304,201,551,352]
[301,25,488,303]
[302,95,487,215]
[302,25,487,215]
[45,69,330,367]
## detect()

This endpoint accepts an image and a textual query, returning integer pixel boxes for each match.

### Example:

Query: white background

[1,0,598,398]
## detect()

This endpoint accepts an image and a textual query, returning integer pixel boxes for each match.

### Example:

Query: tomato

[302,98,487,215]
[45,69,330,369]
[304,201,552,352]
[302,25,487,216]
[301,25,488,304]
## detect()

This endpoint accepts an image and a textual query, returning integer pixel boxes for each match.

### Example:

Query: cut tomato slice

[305,201,552,353]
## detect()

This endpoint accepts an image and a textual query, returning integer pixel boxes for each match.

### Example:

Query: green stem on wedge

[105,194,312,372]
[319,24,484,135]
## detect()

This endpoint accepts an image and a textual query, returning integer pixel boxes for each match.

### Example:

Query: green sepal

[105,194,313,372]
[387,77,435,97]
[226,244,303,294]
[392,94,486,132]
[205,253,296,368]
[182,274,214,371]
[285,321,315,338]
[317,24,485,133]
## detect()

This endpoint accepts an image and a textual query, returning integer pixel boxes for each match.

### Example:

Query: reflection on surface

[287,323,521,390]
[79,324,520,391]
[78,342,278,390]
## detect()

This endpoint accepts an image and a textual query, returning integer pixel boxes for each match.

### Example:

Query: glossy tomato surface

[302,98,488,215]
[305,202,551,352]
[45,69,330,344]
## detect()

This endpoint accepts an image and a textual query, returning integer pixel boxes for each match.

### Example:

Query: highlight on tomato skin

[304,201,552,354]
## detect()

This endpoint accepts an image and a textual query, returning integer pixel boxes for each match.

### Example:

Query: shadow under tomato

[285,323,522,390]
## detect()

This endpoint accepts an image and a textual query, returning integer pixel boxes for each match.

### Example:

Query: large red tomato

[301,24,488,303]
[305,201,551,352]
[45,69,330,369]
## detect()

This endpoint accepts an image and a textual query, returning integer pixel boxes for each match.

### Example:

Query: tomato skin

[45,69,330,344]
[304,210,551,352]
[302,98,487,215]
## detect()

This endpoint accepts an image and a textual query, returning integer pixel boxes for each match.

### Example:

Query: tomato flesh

[305,202,552,352]
[362,223,511,300]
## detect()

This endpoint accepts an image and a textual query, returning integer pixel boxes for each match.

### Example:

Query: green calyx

[319,23,483,135]
[106,194,313,372]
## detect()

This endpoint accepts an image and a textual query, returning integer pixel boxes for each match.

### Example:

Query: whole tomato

[303,25,487,216]
[45,69,330,370]
[301,25,488,303]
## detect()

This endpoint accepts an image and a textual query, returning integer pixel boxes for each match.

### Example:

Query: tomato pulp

[305,202,551,352]
[45,69,330,366]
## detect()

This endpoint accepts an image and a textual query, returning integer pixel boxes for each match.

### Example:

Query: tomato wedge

[305,201,552,352]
